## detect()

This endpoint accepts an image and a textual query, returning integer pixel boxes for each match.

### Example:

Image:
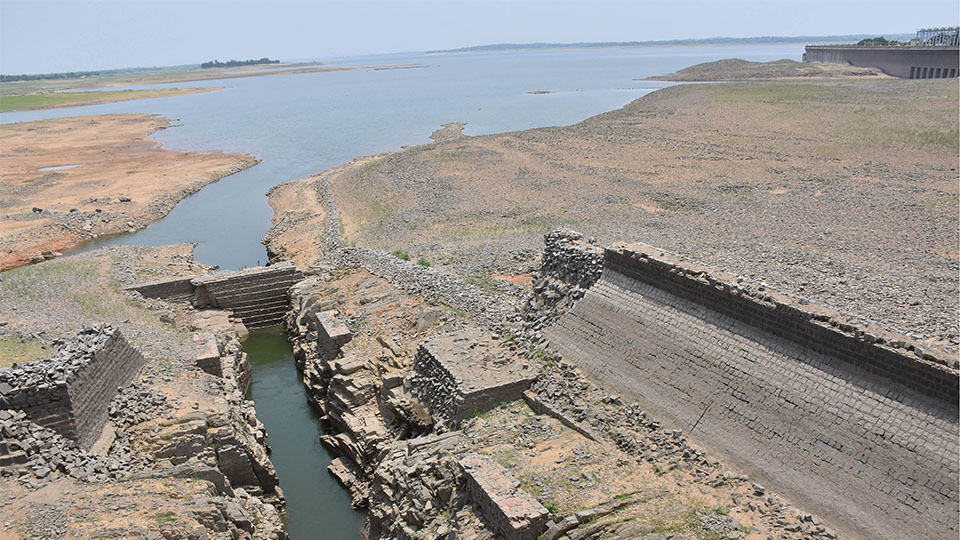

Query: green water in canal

[243,327,366,539]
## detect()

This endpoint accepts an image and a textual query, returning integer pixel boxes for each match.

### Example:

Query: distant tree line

[1,71,102,82]
[857,37,902,46]
[200,58,280,69]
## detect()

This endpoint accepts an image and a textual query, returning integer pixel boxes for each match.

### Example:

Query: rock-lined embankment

[0,246,287,539]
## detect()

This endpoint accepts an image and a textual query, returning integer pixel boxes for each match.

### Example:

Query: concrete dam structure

[541,236,958,540]
[804,45,959,79]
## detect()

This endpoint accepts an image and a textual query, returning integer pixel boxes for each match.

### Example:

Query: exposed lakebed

[1,44,805,539]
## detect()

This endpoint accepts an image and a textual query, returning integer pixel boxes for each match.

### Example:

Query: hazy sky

[2,0,957,74]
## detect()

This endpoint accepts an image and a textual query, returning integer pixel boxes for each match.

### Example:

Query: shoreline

[0,113,259,270]
[266,75,958,348]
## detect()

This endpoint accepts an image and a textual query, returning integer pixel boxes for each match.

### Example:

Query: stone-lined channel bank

[243,328,366,539]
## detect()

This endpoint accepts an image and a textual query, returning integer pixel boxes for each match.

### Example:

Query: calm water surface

[243,328,365,539]
[1,44,803,540]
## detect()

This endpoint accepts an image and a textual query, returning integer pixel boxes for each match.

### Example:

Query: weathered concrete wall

[128,262,304,329]
[0,325,145,449]
[804,45,959,78]
[544,243,959,540]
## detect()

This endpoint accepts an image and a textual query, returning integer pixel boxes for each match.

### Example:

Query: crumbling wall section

[409,344,461,423]
[523,230,603,336]
[545,242,959,540]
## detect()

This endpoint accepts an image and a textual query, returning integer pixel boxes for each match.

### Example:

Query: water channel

[1,44,804,539]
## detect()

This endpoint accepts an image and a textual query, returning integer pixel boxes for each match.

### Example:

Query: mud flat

[0,113,258,270]
[645,58,890,81]
[268,76,958,349]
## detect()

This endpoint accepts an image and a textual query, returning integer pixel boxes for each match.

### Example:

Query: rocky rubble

[0,409,135,487]
[522,230,603,335]
[109,382,175,427]
[367,432,492,540]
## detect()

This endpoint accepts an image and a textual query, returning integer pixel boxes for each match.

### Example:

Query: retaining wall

[411,329,538,427]
[459,453,549,540]
[804,45,959,78]
[0,325,145,449]
[128,262,304,329]
[543,243,959,540]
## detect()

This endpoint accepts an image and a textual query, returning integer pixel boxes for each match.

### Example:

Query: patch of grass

[0,88,212,112]
[464,275,499,293]
[150,511,177,527]
[0,335,46,367]
[416,257,431,267]
[897,127,959,149]
[543,500,560,515]
[391,249,410,261]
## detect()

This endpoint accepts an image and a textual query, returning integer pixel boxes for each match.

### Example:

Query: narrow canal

[242,327,366,539]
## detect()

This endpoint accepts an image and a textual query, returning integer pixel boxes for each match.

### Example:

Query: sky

[1,0,958,74]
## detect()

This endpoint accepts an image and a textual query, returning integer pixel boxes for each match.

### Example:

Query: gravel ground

[316,78,958,347]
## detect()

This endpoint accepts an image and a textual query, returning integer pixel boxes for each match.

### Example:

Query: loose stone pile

[108,382,174,427]
[0,409,133,487]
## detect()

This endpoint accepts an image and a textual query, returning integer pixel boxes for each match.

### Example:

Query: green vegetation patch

[0,335,46,367]
[0,88,211,112]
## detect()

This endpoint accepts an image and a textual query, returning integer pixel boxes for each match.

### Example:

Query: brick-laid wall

[0,325,144,450]
[459,453,549,540]
[545,244,959,540]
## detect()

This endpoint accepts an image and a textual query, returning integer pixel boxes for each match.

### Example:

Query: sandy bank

[0,113,258,269]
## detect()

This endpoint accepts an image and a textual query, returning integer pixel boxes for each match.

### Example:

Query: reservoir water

[1,44,803,539]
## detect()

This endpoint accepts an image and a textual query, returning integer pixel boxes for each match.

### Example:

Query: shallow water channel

[242,327,366,539]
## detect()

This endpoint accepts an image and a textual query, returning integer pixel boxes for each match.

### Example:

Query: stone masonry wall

[544,243,959,540]
[523,230,603,335]
[410,330,538,427]
[129,263,304,329]
[459,453,549,540]
[410,345,461,425]
[0,325,145,449]
[192,262,304,329]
